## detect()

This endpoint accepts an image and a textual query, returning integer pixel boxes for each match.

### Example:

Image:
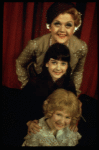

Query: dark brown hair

[46,2,81,27]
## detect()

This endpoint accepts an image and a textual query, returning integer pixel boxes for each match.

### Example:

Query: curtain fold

[80,2,96,44]
[2,2,97,99]
[23,2,34,48]
[33,2,54,38]
[80,2,97,98]
[2,2,24,88]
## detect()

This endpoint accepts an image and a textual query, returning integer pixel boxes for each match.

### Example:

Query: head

[46,2,82,44]
[43,43,71,81]
[43,89,81,130]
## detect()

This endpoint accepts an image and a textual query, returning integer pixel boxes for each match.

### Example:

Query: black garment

[7,70,76,146]
[19,70,77,123]
[78,94,97,146]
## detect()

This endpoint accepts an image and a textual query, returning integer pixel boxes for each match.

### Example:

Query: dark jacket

[18,69,76,123]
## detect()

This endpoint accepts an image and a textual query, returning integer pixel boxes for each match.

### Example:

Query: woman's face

[46,58,68,81]
[48,110,71,131]
[49,13,75,45]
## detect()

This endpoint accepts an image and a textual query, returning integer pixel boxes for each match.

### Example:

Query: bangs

[43,43,70,65]
[51,54,70,62]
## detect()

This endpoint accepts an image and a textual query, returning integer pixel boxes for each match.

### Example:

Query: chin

[55,37,68,44]
[57,40,67,44]
[55,123,64,130]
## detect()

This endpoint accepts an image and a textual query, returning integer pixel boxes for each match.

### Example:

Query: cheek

[53,115,60,122]
[68,28,75,35]
[63,66,68,73]
[65,119,71,125]
[50,26,59,34]
[49,64,56,71]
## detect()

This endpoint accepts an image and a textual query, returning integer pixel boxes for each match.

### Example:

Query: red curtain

[80,2,98,99]
[2,2,97,99]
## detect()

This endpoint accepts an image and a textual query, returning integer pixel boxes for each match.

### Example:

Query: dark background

[2,2,97,147]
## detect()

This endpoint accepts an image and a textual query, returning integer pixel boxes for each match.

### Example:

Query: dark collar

[45,70,65,89]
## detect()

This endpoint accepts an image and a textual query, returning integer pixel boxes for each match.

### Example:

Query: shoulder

[24,33,51,51]
[27,33,51,52]
[27,33,51,51]
[24,118,45,140]
[38,117,46,127]
[71,35,88,48]
[38,117,50,133]
[70,35,88,54]
[62,127,81,146]
[65,127,82,140]
[33,33,51,43]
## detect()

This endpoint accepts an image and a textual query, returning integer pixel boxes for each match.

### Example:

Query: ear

[49,26,51,32]
[46,24,51,30]
[46,23,51,32]
[46,63,48,67]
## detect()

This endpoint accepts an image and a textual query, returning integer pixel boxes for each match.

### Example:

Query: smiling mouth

[57,34,67,38]
[54,72,62,75]
[55,122,64,127]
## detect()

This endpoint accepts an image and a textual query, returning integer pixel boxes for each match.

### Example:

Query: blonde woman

[22,89,82,146]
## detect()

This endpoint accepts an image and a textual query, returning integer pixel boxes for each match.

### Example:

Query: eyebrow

[50,58,56,61]
[50,58,55,60]
[50,58,67,62]
[54,20,73,24]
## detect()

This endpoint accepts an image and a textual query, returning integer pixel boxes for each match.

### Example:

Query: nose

[56,64,61,71]
[59,118,65,125]
[59,25,66,32]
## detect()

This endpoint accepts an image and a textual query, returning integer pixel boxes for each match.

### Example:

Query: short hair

[43,43,70,64]
[43,89,81,125]
[46,2,81,27]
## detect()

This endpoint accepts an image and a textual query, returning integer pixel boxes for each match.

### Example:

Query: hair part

[43,89,81,126]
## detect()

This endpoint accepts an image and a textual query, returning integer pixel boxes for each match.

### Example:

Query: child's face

[46,58,68,81]
[49,110,71,131]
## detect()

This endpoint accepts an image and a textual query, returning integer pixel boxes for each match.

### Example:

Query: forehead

[53,13,74,23]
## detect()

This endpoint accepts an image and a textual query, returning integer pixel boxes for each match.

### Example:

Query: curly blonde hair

[43,89,81,126]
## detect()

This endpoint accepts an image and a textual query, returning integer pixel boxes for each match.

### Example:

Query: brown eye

[66,23,73,28]
[54,22,61,26]
[66,116,70,119]
[57,114,61,116]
